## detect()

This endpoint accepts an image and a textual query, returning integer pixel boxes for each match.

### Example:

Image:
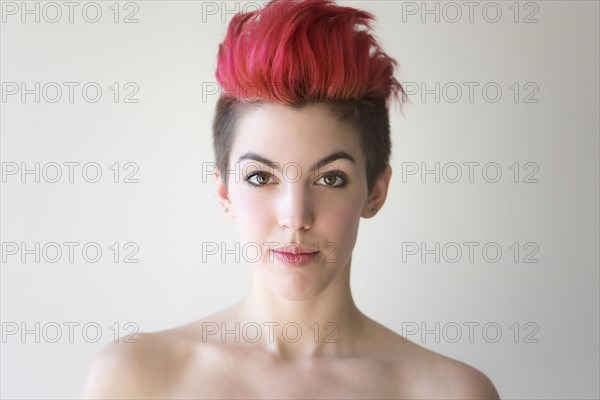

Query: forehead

[230,102,364,166]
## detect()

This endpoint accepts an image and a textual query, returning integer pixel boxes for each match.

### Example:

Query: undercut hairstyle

[212,0,407,196]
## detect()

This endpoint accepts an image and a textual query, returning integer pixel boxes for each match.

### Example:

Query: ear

[361,165,392,219]
[214,166,235,218]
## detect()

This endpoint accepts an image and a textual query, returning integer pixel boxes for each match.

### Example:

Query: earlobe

[361,165,392,219]
[223,202,234,217]
[214,168,234,217]
[361,204,378,219]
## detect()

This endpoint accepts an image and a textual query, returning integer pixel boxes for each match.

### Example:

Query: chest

[169,357,406,399]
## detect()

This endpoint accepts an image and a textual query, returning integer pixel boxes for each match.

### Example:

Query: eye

[245,171,275,188]
[316,172,347,188]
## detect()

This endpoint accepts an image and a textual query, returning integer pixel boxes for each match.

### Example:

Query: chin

[254,251,347,301]
[266,274,331,302]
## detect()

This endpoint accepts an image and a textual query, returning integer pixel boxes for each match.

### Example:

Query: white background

[1,0,598,398]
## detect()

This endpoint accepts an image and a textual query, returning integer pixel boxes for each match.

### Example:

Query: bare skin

[81,103,500,399]
[80,295,500,399]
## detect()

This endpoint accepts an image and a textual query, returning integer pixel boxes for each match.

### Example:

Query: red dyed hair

[215,0,405,109]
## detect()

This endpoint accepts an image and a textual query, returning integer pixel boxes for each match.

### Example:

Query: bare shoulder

[417,348,500,399]
[79,307,236,399]
[364,320,500,399]
[80,327,196,399]
[393,336,500,399]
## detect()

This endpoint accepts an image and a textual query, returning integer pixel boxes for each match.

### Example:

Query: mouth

[271,250,320,266]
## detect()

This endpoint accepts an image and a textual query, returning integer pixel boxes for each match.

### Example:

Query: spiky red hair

[215,0,405,108]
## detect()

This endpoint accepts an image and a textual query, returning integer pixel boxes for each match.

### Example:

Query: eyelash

[244,171,348,189]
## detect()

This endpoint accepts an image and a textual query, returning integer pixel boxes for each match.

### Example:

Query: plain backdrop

[1,0,598,398]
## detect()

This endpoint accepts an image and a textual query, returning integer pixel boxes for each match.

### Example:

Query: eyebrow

[236,150,356,172]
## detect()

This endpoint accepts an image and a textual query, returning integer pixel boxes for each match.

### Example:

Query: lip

[272,250,319,266]
[271,243,320,266]
[273,243,319,255]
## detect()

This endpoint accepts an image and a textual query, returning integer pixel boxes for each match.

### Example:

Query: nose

[278,185,313,231]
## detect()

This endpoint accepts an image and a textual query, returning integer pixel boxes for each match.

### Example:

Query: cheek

[229,188,273,242]
[318,194,363,252]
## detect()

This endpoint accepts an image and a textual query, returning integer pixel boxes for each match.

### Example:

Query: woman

[82,0,500,398]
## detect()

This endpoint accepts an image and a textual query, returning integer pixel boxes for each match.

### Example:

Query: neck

[237,256,368,360]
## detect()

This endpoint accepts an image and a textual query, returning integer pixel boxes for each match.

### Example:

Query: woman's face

[216,102,385,301]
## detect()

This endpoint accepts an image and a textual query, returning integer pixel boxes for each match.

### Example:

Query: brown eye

[256,172,269,184]
[245,171,273,188]
[324,175,337,185]
[317,173,347,188]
